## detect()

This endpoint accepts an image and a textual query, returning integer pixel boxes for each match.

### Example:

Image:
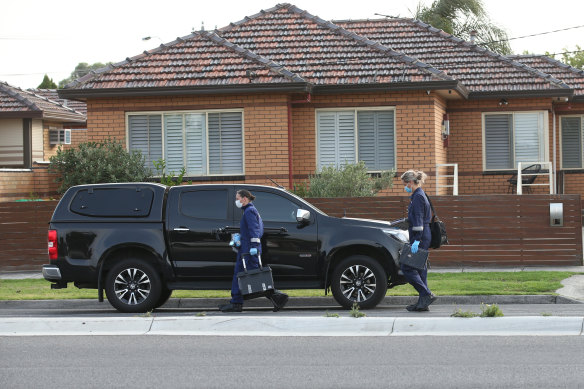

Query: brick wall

[0,164,59,202]
[87,94,292,187]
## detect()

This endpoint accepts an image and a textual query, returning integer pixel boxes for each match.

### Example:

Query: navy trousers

[400,263,431,297]
[230,252,259,304]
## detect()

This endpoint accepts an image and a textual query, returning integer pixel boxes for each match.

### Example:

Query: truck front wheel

[331,255,388,309]
[105,259,162,313]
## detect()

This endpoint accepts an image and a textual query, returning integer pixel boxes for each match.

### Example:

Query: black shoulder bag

[424,193,448,249]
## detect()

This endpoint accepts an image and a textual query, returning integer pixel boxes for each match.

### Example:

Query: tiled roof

[31,89,87,115]
[67,30,308,91]
[507,55,584,100]
[217,4,452,86]
[0,82,86,122]
[60,3,574,99]
[336,18,570,96]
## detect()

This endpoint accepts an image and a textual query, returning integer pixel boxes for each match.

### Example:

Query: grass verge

[0,271,578,300]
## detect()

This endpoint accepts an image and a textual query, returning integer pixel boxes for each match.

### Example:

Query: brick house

[56,3,584,197]
[0,82,86,201]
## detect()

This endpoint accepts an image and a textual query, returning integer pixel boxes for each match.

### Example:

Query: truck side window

[249,192,298,223]
[180,190,228,220]
[70,188,154,217]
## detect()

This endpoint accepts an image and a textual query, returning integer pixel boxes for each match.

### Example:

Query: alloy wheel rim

[339,265,376,302]
[114,268,151,305]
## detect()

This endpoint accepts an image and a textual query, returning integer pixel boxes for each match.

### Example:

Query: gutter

[468,89,573,99]
[58,83,312,100]
[311,81,466,97]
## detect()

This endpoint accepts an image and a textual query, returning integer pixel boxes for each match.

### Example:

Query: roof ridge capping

[199,31,307,83]
[410,19,571,91]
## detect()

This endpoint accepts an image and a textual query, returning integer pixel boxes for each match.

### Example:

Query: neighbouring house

[0,82,86,201]
[55,3,584,197]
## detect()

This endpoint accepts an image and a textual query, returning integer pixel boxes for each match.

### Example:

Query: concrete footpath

[1,267,583,336]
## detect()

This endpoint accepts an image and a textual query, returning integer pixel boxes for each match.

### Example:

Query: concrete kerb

[0,295,581,311]
[1,315,583,337]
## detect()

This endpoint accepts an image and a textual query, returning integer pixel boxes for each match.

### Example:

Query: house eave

[468,89,574,100]
[58,83,312,100]
[0,111,43,119]
[311,81,467,97]
[42,111,87,123]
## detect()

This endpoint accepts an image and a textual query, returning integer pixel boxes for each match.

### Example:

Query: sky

[1,0,582,90]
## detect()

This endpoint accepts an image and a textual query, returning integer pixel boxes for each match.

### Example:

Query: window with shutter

[317,108,395,172]
[128,110,243,176]
[358,111,395,171]
[561,116,583,169]
[484,112,547,170]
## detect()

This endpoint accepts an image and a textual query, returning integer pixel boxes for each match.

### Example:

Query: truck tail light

[48,230,58,260]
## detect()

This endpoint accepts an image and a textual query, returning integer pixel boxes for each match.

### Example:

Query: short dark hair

[237,189,256,201]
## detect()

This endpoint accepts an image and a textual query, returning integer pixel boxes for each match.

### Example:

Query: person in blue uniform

[219,189,289,312]
[401,170,437,312]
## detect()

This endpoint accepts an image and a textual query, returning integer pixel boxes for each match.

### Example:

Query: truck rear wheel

[105,259,162,313]
[331,255,388,309]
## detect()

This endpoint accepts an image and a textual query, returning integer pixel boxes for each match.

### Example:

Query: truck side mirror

[296,209,311,224]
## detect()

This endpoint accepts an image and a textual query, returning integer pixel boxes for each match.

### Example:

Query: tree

[58,62,111,88]
[548,46,584,70]
[37,74,57,89]
[412,0,512,55]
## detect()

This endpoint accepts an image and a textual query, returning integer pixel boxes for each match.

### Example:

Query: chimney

[470,30,477,44]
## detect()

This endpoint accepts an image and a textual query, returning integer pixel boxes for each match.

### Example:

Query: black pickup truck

[43,183,408,312]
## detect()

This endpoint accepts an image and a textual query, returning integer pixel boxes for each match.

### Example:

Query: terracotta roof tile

[0,82,86,121]
[69,31,305,90]
[507,55,584,98]
[336,18,570,95]
[31,89,87,115]
[217,4,451,85]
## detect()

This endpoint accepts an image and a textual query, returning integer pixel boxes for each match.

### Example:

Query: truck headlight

[383,228,409,243]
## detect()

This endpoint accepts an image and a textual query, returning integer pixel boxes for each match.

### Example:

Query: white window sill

[0,168,33,172]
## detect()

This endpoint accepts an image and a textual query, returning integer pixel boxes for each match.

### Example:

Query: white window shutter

[358,111,394,170]
[208,112,243,175]
[317,112,339,170]
[185,113,207,175]
[337,111,355,167]
[514,112,542,167]
[485,114,512,169]
[164,115,184,173]
[562,117,582,168]
[129,115,162,170]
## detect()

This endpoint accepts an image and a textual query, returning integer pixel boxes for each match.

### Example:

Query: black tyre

[105,259,162,313]
[331,255,388,309]
[154,287,172,309]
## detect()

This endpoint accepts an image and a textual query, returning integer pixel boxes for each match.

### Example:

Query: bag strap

[423,192,439,221]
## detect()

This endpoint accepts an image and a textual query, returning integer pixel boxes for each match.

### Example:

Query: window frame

[560,114,584,170]
[126,108,245,177]
[314,106,397,173]
[482,110,549,172]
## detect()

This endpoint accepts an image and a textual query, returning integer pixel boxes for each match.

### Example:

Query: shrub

[304,161,394,198]
[152,159,190,186]
[48,139,150,193]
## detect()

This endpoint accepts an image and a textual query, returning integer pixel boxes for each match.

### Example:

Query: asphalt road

[1,335,583,388]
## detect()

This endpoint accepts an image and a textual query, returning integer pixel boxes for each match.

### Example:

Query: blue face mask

[404,185,412,193]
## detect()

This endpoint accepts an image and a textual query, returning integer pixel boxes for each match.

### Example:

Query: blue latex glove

[249,248,258,256]
[229,233,241,247]
[411,240,420,254]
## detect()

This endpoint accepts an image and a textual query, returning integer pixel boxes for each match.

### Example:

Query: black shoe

[406,297,421,311]
[416,294,437,310]
[271,292,289,312]
[220,303,243,312]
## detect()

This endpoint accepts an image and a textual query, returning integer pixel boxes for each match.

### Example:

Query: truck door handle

[264,227,288,235]
[173,227,190,232]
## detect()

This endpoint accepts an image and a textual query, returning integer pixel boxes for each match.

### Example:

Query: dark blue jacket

[239,202,264,255]
[408,187,432,249]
